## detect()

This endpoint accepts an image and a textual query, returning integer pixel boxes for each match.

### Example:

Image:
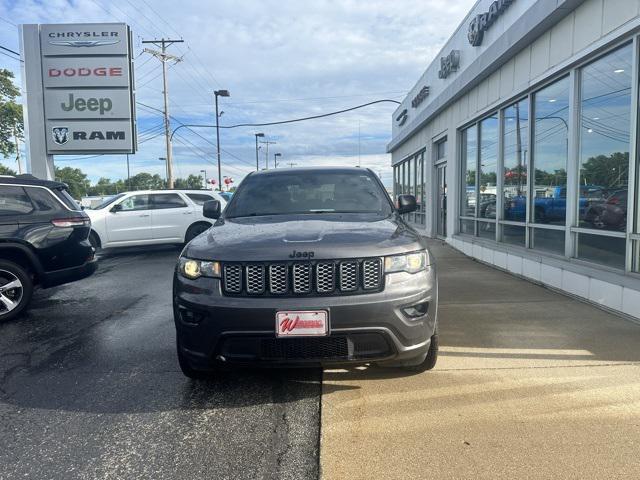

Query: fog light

[179,307,205,325]
[402,301,429,318]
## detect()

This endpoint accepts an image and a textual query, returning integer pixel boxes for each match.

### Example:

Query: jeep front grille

[222,258,383,296]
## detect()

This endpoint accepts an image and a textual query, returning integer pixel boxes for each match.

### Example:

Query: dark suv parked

[0,175,97,320]
[173,167,438,378]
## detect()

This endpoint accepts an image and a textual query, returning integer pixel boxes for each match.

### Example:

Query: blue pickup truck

[504,186,605,223]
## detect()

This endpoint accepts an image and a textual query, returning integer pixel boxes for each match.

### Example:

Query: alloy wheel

[0,270,24,315]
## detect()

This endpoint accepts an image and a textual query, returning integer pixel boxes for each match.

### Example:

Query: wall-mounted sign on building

[438,50,460,79]
[20,22,136,162]
[395,108,408,126]
[468,0,515,47]
[411,86,430,108]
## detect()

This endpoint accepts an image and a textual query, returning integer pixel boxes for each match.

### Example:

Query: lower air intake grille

[260,337,349,360]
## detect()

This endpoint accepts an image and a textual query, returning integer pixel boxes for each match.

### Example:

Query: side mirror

[203,199,221,219]
[110,204,123,213]
[397,194,417,214]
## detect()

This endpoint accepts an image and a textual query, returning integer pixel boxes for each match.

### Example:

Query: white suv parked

[85,190,227,250]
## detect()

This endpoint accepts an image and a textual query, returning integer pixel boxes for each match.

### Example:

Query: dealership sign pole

[19,23,136,180]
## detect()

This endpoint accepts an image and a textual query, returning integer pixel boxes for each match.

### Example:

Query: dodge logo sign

[52,127,69,145]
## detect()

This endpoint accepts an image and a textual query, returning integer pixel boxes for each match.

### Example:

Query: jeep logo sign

[61,93,112,115]
[44,89,131,120]
[438,50,460,79]
[468,0,515,47]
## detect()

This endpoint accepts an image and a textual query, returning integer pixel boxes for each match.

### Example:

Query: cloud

[0,0,475,187]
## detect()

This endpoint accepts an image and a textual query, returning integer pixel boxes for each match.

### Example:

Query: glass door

[436,164,447,237]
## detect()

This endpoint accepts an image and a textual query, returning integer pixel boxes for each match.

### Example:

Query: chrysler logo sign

[48,40,121,48]
[468,0,514,46]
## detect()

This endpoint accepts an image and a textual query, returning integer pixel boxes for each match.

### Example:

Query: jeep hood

[184,213,428,262]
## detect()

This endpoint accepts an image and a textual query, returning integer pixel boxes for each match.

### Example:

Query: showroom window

[455,38,639,274]
[575,43,632,269]
[530,76,570,254]
[393,150,425,226]
[460,125,478,234]
[459,114,499,239]
[501,99,529,246]
[478,115,499,240]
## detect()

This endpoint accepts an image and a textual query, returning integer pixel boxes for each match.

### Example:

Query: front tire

[177,342,212,380]
[404,330,439,373]
[0,260,34,322]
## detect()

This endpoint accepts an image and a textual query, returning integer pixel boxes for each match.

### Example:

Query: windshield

[225,170,392,218]
[92,193,125,210]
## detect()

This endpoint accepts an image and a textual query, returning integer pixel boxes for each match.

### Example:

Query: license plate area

[276,310,329,337]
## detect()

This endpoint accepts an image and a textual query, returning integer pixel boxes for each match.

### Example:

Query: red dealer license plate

[276,310,329,337]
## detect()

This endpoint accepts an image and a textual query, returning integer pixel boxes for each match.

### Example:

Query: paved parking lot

[321,241,640,479]
[0,247,320,480]
[2,241,640,479]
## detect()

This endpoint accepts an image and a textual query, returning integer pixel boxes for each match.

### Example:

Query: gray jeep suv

[173,167,438,378]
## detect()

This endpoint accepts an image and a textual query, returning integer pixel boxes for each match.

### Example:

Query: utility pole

[13,126,22,174]
[142,38,183,189]
[288,162,297,168]
[358,120,361,168]
[126,153,131,190]
[260,140,276,169]
[254,133,264,171]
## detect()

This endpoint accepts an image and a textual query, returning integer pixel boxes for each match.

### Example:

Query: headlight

[384,251,428,274]
[179,257,221,279]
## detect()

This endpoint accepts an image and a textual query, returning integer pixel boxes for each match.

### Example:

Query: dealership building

[389,0,640,320]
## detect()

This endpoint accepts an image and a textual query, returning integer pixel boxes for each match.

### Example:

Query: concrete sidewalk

[320,240,640,479]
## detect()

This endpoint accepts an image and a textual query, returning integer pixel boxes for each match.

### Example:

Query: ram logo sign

[51,127,69,145]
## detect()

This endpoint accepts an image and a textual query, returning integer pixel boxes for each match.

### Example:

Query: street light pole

[126,153,131,190]
[214,89,230,190]
[259,140,276,169]
[254,133,264,171]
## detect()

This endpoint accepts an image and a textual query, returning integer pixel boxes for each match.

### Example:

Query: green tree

[580,151,629,189]
[174,174,203,189]
[0,163,16,175]
[0,69,23,159]
[55,166,90,198]
[128,172,166,190]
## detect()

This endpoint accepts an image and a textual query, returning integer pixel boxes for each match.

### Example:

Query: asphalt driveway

[0,246,320,480]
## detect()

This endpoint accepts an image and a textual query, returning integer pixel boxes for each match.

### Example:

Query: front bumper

[173,266,437,369]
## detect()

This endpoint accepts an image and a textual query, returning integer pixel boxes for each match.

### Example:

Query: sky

[0,0,476,188]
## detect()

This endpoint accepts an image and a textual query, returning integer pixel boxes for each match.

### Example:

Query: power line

[0,16,17,27]
[0,45,20,56]
[0,50,22,62]
[170,99,401,139]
